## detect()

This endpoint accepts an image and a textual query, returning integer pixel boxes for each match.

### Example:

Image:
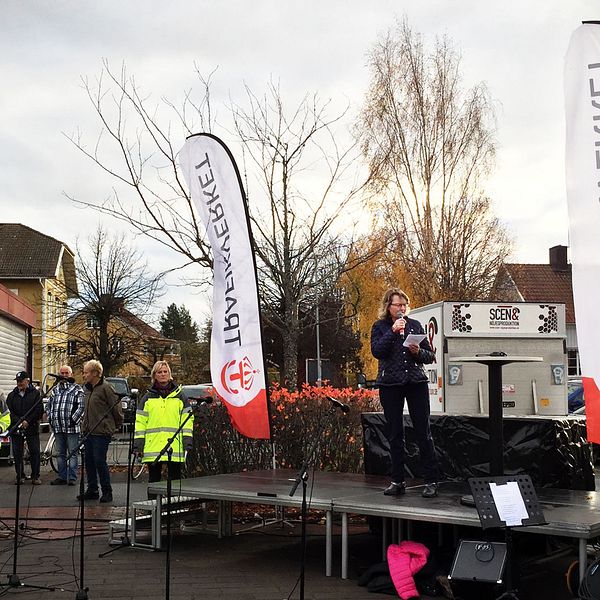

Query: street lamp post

[316,303,322,386]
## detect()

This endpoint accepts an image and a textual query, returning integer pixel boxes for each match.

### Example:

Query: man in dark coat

[79,360,123,503]
[6,371,43,484]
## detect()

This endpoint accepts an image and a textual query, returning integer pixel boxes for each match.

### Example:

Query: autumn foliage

[342,231,418,379]
[188,384,380,476]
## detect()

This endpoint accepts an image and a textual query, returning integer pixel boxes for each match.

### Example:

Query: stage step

[129,496,207,550]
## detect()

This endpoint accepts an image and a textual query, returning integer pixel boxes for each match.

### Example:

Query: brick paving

[0,458,385,600]
[0,525,382,599]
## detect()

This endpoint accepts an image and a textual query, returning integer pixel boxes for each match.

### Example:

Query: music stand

[456,475,547,600]
[469,475,546,531]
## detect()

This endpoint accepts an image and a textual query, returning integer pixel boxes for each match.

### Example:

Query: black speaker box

[448,540,507,583]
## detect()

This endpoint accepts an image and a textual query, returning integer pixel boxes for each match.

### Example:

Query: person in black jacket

[371,289,439,498]
[6,371,43,485]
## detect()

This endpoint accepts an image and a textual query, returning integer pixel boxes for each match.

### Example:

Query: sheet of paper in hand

[403,333,426,347]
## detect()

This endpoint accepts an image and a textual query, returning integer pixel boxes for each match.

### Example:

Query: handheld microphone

[48,373,76,383]
[396,312,407,339]
[326,396,350,414]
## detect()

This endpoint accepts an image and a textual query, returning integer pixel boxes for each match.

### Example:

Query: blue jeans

[83,435,112,493]
[54,432,80,482]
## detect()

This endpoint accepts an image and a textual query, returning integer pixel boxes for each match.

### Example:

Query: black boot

[422,483,438,498]
[77,489,100,501]
[383,482,406,496]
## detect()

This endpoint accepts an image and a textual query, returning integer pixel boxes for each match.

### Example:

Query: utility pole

[316,303,322,387]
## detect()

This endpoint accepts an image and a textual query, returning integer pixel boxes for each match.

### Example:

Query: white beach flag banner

[179,133,270,439]
[564,23,600,442]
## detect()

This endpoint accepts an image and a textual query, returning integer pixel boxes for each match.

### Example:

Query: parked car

[357,372,376,389]
[181,383,215,407]
[105,377,137,424]
[568,377,584,414]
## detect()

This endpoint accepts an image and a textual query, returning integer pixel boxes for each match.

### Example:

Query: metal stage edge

[147,470,600,583]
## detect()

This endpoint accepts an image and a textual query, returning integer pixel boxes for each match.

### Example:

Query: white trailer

[409,301,568,416]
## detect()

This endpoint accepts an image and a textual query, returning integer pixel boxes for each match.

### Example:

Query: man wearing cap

[6,371,43,484]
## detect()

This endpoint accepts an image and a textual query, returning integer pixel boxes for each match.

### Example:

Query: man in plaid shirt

[46,365,85,485]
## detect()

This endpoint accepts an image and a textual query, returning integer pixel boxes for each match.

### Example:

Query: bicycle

[16,430,59,474]
[129,450,190,481]
[131,453,146,480]
[40,431,58,473]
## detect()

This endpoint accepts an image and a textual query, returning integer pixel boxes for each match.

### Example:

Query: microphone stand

[75,443,87,600]
[289,402,346,600]
[151,409,195,600]
[65,393,124,600]
[99,392,138,558]
[0,379,60,593]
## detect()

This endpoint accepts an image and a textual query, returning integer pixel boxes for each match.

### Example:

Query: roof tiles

[0,223,70,278]
[503,263,575,323]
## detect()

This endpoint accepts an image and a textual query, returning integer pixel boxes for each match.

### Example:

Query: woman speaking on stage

[370,288,440,498]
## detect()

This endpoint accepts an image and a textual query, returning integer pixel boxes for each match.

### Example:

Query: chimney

[549,245,569,272]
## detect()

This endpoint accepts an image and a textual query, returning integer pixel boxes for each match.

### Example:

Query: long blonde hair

[377,288,410,320]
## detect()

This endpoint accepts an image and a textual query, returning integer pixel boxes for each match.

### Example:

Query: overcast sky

[1,1,596,325]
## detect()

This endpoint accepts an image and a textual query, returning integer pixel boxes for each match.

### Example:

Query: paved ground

[0,435,586,599]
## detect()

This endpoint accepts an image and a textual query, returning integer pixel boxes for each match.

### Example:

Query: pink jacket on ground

[387,541,430,599]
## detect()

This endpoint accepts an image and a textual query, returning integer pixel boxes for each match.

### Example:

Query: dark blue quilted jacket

[370,315,435,386]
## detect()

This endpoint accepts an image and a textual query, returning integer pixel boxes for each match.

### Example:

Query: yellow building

[0,224,77,385]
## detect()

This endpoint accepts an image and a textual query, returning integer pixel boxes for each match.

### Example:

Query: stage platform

[148,469,600,583]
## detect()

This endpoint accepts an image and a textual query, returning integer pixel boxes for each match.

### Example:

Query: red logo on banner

[427,317,438,359]
[221,356,259,395]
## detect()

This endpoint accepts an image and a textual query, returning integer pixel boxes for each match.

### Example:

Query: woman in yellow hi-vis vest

[133,361,194,490]
[0,407,10,433]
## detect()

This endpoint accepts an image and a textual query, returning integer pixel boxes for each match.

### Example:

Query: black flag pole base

[76,586,89,599]
[1,573,55,591]
[496,591,520,600]
[100,534,132,557]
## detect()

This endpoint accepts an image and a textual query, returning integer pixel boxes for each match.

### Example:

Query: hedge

[188,383,381,476]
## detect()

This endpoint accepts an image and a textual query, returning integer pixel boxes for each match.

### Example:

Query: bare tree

[64,61,216,283]
[357,20,511,302]
[67,227,164,376]
[66,64,375,388]
[231,83,369,387]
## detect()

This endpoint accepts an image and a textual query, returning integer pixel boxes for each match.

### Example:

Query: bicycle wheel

[131,457,146,480]
[49,437,59,473]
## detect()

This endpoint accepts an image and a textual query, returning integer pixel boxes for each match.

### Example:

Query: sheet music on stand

[468,475,546,529]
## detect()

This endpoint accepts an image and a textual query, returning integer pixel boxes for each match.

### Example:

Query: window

[567,350,581,376]
[86,316,99,329]
[62,302,68,330]
[67,340,77,356]
[48,292,53,327]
